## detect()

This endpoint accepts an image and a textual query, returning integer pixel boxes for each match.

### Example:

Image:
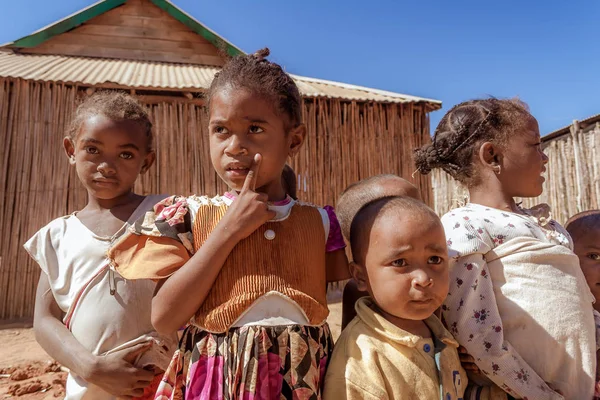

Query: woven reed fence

[431,125,600,223]
[0,77,432,319]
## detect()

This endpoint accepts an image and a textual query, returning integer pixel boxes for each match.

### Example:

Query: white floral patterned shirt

[441,203,595,400]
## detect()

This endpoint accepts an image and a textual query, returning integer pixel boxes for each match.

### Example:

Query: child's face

[209,86,305,200]
[356,209,449,322]
[64,115,154,200]
[497,115,548,198]
[573,229,600,311]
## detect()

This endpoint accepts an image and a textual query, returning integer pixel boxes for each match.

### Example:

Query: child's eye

[588,253,600,261]
[391,259,408,267]
[249,125,264,134]
[212,126,229,135]
[120,152,134,160]
[428,256,444,265]
[84,146,99,154]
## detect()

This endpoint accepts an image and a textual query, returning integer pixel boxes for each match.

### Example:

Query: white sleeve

[23,225,55,276]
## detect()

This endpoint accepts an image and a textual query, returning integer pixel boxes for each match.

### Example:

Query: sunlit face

[499,116,548,198]
[356,208,449,322]
[64,115,153,200]
[573,229,600,312]
[208,86,305,200]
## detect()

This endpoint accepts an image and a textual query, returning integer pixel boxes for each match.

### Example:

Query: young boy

[566,210,600,312]
[336,175,422,328]
[324,195,467,399]
[565,210,600,399]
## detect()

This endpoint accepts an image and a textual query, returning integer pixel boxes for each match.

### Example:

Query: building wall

[0,78,432,319]
[18,0,226,66]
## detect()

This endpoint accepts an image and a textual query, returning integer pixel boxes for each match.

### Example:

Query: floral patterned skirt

[155,323,333,400]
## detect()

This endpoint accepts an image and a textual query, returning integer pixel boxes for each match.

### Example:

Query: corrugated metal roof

[0,51,441,107]
[543,113,600,142]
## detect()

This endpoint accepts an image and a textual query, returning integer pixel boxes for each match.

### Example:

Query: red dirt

[0,327,65,399]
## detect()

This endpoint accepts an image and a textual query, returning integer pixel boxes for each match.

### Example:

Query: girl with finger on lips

[108,48,349,400]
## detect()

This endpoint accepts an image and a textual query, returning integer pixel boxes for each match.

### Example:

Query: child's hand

[221,153,276,241]
[458,345,481,374]
[85,342,155,399]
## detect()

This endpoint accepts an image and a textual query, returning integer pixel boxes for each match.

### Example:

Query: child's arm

[325,206,350,282]
[33,274,155,398]
[152,156,276,334]
[341,279,366,329]
[326,249,350,282]
[444,253,563,400]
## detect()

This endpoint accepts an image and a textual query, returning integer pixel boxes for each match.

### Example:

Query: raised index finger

[242,153,262,192]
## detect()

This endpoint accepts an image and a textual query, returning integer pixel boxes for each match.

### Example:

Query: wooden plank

[118,1,171,18]
[24,43,225,66]
[41,31,221,56]
[75,24,215,45]
[89,7,190,28]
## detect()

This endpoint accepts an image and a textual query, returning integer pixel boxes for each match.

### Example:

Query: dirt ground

[0,325,66,400]
[0,302,343,399]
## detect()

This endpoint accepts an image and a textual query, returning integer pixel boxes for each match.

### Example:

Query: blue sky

[1,0,598,135]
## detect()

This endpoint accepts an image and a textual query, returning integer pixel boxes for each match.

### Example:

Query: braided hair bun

[413,98,530,185]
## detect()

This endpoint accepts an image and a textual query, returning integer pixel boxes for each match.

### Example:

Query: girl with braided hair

[108,48,348,399]
[415,98,597,399]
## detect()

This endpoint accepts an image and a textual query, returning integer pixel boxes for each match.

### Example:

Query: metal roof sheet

[0,51,441,107]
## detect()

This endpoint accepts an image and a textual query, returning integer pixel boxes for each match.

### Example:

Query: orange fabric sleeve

[107,231,190,280]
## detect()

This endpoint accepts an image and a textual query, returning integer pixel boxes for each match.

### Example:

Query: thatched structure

[431,114,600,223]
[0,0,441,319]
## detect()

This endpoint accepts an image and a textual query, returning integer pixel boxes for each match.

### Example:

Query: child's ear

[288,124,306,157]
[141,150,156,174]
[63,137,76,165]
[478,142,502,174]
[349,261,369,292]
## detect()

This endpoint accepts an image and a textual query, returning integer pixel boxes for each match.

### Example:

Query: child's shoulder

[442,203,496,223]
[33,214,77,237]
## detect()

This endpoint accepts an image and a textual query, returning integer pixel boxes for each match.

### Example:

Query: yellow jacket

[324,297,467,400]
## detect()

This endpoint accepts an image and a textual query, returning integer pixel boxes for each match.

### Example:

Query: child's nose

[225,134,248,156]
[97,160,116,175]
[411,269,433,288]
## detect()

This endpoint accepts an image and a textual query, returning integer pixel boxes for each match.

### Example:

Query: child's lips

[93,178,118,186]
[226,167,249,179]
[411,298,434,305]
[225,163,251,179]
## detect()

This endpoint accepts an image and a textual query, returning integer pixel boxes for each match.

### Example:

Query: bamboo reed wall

[0,77,432,319]
[431,125,600,223]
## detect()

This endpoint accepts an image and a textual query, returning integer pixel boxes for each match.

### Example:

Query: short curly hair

[336,175,421,241]
[565,210,600,240]
[414,98,531,186]
[68,91,153,152]
[208,48,302,130]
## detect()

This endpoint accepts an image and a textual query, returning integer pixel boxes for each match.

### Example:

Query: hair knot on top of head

[252,47,271,61]
[208,47,302,130]
[413,97,530,186]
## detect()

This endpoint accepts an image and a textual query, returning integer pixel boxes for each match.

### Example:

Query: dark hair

[414,98,531,185]
[68,91,154,152]
[208,48,302,130]
[282,164,298,200]
[337,174,420,241]
[565,210,600,239]
[349,196,438,264]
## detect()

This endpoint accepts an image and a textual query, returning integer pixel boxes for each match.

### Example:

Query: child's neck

[84,190,142,211]
[469,186,522,214]
[377,306,432,338]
